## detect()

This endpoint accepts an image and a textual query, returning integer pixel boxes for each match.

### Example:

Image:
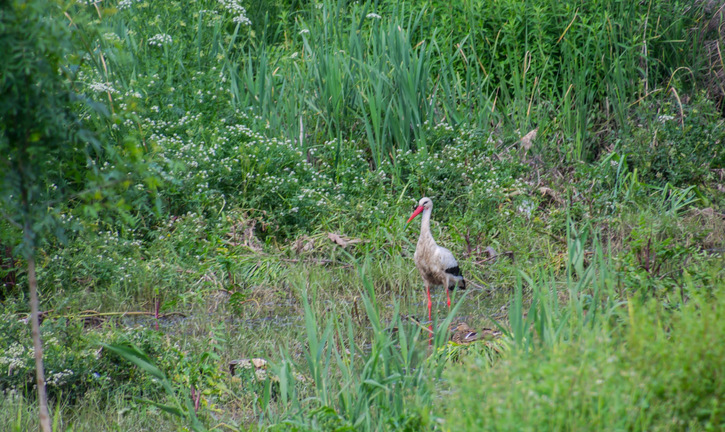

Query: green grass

[2,0,725,430]
[443,272,725,431]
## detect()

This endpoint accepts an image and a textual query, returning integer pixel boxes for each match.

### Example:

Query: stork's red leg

[446,288,451,310]
[426,284,433,346]
[426,284,432,322]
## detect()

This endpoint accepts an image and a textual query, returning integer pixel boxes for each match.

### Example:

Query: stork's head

[406,197,432,223]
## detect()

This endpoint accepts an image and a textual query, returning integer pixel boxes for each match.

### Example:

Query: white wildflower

[218,0,252,25]
[117,0,139,10]
[0,342,29,373]
[233,14,251,25]
[103,32,122,43]
[46,369,75,387]
[148,33,173,47]
[88,82,119,94]
[517,200,536,218]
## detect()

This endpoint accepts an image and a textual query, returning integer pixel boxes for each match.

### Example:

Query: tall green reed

[101,344,206,432]
[505,220,621,352]
[75,0,713,173]
[259,261,468,430]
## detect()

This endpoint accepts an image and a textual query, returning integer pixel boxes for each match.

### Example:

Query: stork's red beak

[406,205,424,224]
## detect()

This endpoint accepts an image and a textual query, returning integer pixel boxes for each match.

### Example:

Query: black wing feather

[444,265,466,290]
[444,265,463,277]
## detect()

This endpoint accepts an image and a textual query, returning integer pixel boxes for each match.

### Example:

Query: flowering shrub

[0,313,224,404]
[66,0,533,242]
[0,315,134,402]
[389,122,529,221]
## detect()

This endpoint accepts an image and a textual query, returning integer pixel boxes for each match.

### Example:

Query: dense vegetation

[1,0,724,430]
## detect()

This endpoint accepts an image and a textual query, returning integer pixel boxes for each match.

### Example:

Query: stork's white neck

[418,207,436,246]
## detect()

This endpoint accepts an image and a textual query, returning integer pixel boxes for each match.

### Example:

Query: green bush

[0,313,226,407]
[616,95,725,187]
[0,315,155,403]
[443,281,725,430]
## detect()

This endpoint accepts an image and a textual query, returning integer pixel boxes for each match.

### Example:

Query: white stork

[406,197,466,321]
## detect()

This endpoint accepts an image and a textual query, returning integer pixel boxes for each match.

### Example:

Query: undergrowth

[2,0,725,431]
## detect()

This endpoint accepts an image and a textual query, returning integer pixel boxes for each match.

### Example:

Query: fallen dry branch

[17,310,189,322]
[279,257,354,268]
[405,315,434,335]
[327,232,365,248]
[465,280,491,291]
[473,251,515,265]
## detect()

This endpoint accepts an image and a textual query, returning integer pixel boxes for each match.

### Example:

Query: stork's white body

[413,210,465,290]
[407,197,465,320]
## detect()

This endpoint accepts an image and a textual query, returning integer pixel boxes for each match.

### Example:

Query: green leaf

[134,398,184,417]
[100,343,166,381]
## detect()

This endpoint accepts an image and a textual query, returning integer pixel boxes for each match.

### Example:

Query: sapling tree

[1,1,144,430]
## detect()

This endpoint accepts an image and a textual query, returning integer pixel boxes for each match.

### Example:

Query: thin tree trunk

[28,253,52,432]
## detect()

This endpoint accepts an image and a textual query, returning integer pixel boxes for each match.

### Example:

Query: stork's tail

[444,265,466,290]
[449,277,466,290]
